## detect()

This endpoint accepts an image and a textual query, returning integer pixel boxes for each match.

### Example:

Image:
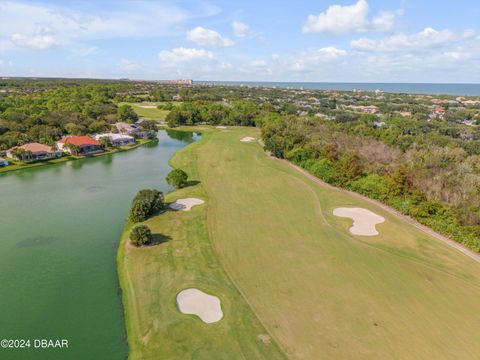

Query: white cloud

[302,0,401,34]
[220,62,233,70]
[0,1,219,51]
[300,47,348,60]
[351,28,476,52]
[11,33,58,49]
[158,47,214,63]
[291,47,348,71]
[442,51,470,61]
[186,27,234,47]
[250,59,267,67]
[120,59,140,71]
[232,21,250,37]
[303,0,369,34]
[372,11,396,32]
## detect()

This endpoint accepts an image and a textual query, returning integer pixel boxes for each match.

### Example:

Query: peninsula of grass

[0,138,154,175]
[117,129,286,359]
[119,126,480,359]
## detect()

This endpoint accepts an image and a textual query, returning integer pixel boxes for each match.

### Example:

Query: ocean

[201,81,480,97]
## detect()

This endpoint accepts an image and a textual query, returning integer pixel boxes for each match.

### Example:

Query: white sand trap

[139,105,157,108]
[333,207,385,236]
[215,126,227,129]
[240,136,255,142]
[169,198,204,211]
[177,288,223,323]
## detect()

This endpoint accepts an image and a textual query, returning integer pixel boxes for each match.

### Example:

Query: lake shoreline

[0,129,196,359]
[0,138,155,175]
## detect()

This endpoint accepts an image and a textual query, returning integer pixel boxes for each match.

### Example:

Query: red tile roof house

[57,136,103,155]
[6,142,62,162]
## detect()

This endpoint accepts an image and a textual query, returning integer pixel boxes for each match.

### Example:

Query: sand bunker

[169,198,205,211]
[215,126,227,129]
[333,207,385,236]
[139,105,157,108]
[240,136,255,142]
[177,288,223,323]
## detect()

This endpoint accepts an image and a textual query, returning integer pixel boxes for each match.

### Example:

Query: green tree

[130,225,152,247]
[129,189,164,222]
[98,136,112,148]
[63,143,80,155]
[117,104,138,123]
[139,120,157,131]
[166,169,188,189]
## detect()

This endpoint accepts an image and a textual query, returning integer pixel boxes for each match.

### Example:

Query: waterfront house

[94,133,135,146]
[57,136,102,155]
[115,122,139,135]
[0,157,8,167]
[6,142,62,162]
[115,122,152,139]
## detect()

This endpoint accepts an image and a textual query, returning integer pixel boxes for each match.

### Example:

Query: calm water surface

[0,130,198,359]
[204,81,480,96]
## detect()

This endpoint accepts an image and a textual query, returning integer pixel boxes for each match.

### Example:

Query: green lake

[0,130,198,359]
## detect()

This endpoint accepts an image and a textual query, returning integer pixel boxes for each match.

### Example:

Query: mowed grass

[120,126,480,360]
[196,127,480,359]
[120,102,171,121]
[117,130,287,359]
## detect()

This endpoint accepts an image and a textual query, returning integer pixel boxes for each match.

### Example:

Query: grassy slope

[117,130,286,359]
[197,127,480,360]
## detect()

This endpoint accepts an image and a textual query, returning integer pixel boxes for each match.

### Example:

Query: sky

[1,0,480,83]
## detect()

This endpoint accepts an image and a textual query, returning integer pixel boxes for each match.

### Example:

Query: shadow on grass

[149,233,172,246]
[184,180,200,187]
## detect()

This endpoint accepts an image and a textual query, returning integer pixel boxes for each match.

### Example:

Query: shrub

[129,189,164,222]
[306,159,336,184]
[166,169,188,189]
[130,225,152,246]
[348,174,391,201]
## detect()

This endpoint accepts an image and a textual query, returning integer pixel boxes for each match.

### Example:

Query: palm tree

[99,136,111,149]
[64,143,80,155]
[11,148,32,161]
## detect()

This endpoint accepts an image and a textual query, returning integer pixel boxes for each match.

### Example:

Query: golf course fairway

[119,127,480,359]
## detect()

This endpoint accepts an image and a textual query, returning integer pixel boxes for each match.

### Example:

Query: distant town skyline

[1,0,480,83]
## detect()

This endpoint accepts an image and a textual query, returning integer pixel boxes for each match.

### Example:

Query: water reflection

[166,129,196,143]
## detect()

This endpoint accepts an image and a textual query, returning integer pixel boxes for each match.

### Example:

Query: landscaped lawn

[119,126,480,359]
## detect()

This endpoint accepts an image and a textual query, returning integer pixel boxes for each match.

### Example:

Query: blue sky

[1,0,480,82]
